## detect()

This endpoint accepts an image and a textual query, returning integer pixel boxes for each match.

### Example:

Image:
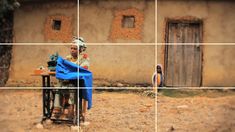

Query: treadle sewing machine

[32,53,92,126]
[31,53,79,125]
[42,88,78,125]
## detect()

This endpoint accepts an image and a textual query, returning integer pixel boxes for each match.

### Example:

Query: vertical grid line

[77,0,80,130]
[155,0,158,132]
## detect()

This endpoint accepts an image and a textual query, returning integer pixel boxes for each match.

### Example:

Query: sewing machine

[47,52,58,72]
[40,53,79,126]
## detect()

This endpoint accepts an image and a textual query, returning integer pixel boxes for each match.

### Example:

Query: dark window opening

[52,20,61,30]
[122,16,135,28]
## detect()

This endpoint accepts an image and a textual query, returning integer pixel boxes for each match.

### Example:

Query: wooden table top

[31,71,56,76]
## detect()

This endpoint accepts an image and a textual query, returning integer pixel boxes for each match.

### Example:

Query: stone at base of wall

[93,78,151,87]
[5,79,58,87]
[3,78,152,87]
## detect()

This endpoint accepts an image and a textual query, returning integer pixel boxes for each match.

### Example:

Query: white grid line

[9,86,234,90]
[155,0,158,131]
[78,0,80,129]
[0,86,235,89]
[1,42,235,45]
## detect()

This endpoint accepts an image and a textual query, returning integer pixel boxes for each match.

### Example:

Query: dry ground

[0,90,155,132]
[0,89,234,132]
[157,90,235,132]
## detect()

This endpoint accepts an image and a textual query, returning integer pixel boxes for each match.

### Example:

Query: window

[45,15,72,42]
[122,16,135,28]
[110,8,143,40]
[52,20,61,30]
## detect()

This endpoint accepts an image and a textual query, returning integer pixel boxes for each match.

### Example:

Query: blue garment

[55,56,93,109]
[56,56,78,80]
[79,66,93,109]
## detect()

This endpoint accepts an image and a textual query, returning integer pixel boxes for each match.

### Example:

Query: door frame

[162,16,204,87]
[164,16,203,43]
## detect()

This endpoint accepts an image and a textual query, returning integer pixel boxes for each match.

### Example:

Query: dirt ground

[83,91,155,132]
[0,90,155,132]
[157,90,235,132]
[0,90,235,132]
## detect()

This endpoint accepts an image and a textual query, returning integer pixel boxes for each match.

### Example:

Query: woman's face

[70,45,78,57]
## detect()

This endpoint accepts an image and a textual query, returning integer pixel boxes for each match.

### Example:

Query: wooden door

[165,22,202,87]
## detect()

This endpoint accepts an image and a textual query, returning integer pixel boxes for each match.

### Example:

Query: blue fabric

[55,56,93,109]
[56,56,78,80]
[79,66,93,109]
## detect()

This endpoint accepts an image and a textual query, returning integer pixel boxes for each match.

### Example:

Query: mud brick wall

[13,1,77,43]
[157,0,235,86]
[44,15,72,42]
[110,8,144,41]
[79,0,155,43]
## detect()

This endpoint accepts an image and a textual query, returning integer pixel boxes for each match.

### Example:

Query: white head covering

[72,37,86,48]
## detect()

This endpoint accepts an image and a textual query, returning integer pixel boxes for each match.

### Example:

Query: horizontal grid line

[0,43,155,46]
[0,87,235,90]
[1,42,235,46]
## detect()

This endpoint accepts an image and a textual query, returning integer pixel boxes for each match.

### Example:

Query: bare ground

[158,91,235,132]
[82,91,155,132]
[0,90,155,132]
[0,89,235,132]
